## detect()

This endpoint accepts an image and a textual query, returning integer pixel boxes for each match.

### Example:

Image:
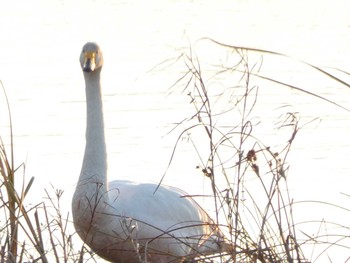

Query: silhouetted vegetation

[1,39,350,262]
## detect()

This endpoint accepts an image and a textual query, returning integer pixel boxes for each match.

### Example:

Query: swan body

[72,42,229,262]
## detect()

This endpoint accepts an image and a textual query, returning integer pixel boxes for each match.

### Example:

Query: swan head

[80,42,103,73]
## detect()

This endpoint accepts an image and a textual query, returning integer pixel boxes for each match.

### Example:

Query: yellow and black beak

[82,51,97,72]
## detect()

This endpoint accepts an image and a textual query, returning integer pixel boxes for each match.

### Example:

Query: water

[0,0,350,261]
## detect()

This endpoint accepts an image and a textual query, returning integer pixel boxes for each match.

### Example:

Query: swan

[72,42,231,263]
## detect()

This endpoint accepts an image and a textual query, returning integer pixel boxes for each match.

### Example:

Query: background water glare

[0,0,350,261]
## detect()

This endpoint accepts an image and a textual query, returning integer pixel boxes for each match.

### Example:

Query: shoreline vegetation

[1,40,350,262]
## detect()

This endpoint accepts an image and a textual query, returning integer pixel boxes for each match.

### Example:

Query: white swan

[72,42,230,263]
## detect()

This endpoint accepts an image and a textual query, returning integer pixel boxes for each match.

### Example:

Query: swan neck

[72,69,112,239]
[81,70,107,184]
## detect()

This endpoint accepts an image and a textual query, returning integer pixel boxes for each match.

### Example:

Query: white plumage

[72,42,230,262]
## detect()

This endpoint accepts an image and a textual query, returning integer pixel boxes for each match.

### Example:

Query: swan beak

[82,52,96,72]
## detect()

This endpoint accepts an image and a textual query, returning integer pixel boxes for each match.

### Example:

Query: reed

[157,39,350,262]
[1,39,350,262]
[0,82,95,263]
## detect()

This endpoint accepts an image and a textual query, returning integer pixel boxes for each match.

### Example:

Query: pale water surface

[0,0,350,261]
